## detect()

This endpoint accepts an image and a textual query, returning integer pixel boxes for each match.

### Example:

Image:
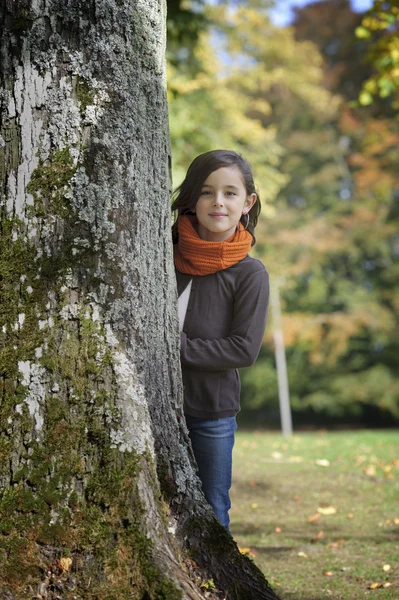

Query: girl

[172,149,269,532]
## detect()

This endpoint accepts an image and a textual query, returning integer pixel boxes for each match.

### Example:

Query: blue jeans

[185,414,237,532]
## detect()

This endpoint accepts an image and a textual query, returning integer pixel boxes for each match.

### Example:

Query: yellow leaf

[307,513,321,523]
[272,451,283,459]
[238,547,256,558]
[298,552,308,558]
[315,459,330,467]
[251,503,258,509]
[312,530,324,542]
[323,571,334,577]
[364,465,377,477]
[347,512,354,519]
[355,26,371,39]
[274,526,282,533]
[383,582,392,588]
[200,578,215,591]
[369,582,381,589]
[59,557,72,572]
[382,564,391,572]
[317,506,337,516]
[359,90,373,106]
[289,456,303,463]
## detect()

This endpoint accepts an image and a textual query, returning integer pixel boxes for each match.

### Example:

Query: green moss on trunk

[26,148,77,219]
[0,208,180,599]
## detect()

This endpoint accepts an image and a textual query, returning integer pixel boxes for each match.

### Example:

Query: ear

[243,193,257,214]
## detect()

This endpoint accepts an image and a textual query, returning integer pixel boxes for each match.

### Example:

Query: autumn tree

[167,0,399,425]
[0,1,281,598]
[256,0,399,424]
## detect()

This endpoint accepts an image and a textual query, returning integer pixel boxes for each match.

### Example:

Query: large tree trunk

[0,2,280,599]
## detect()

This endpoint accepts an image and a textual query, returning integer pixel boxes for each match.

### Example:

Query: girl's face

[194,167,256,242]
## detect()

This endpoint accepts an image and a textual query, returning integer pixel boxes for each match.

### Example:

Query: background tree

[0,1,280,598]
[167,0,399,426]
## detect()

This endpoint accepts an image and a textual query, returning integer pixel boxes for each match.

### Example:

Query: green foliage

[166,0,208,76]
[356,0,399,107]
[168,4,293,204]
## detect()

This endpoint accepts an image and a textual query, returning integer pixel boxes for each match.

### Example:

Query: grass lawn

[230,430,399,600]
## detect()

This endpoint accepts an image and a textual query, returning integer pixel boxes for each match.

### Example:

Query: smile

[209,214,227,219]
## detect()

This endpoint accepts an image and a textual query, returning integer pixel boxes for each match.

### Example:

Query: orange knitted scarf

[174,215,252,276]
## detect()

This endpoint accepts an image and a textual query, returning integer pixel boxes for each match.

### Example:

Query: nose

[213,192,224,206]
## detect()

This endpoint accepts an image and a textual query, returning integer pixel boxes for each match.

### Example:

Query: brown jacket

[176,255,269,419]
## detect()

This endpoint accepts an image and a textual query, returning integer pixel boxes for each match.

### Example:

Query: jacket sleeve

[180,266,269,371]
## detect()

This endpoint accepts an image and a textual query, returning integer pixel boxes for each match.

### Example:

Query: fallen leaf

[248,481,257,487]
[364,465,377,477]
[272,451,283,460]
[297,552,308,558]
[293,495,302,503]
[368,582,392,589]
[250,503,258,509]
[238,547,256,558]
[274,526,282,533]
[312,530,324,542]
[327,539,346,548]
[58,557,72,573]
[369,582,381,589]
[289,455,303,463]
[316,459,330,467]
[323,571,334,577]
[347,512,354,519]
[307,513,321,523]
[317,506,337,516]
[382,564,391,572]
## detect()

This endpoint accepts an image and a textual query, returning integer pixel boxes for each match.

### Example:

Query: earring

[242,213,250,230]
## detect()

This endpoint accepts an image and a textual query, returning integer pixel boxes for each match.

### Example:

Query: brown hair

[171,149,261,246]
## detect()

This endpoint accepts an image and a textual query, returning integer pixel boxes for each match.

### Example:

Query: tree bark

[0,2,280,599]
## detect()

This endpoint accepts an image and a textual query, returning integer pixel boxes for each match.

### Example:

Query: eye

[226,191,237,196]
[200,190,212,196]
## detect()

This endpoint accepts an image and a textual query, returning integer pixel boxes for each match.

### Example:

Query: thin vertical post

[271,278,293,437]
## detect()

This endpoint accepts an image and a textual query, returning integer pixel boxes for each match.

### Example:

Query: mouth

[209,213,227,219]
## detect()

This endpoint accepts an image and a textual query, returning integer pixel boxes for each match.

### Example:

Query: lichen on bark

[0,210,182,598]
